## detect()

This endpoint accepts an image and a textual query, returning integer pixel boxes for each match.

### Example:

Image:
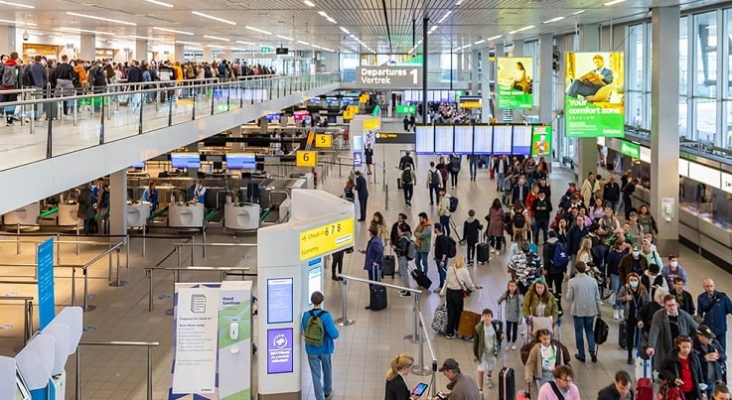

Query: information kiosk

[256,189,355,400]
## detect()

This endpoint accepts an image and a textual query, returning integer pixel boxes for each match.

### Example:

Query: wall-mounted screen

[454,126,473,154]
[434,125,454,154]
[326,97,338,104]
[170,153,201,169]
[130,162,145,169]
[689,162,721,188]
[493,125,513,155]
[265,113,281,122]
[308,259,322,306]
[293,111,309,121]
[473,125,493,154]
[640,147,652,164]
[512,125,532,155]
[226,153,257,170]
[266,278,293,324]
[415,126,434,154]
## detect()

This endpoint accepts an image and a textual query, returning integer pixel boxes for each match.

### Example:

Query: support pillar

[511,41,523,57]
[491,44,504,122]
[136,39,148,62]
[461,50,469,82]
[109,170,128,236]
[481,49,491,123]
[576,24,600,181]
[174,44,185,62]
[203,47,212,63]
[470,50,479,94]
[79,34,95,61]
[421,17,429,124]
[0,26,18,56]
[651,6,680,256]
[538,35,553,126]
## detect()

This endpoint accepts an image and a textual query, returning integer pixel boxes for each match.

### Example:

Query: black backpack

[513,211,526,228]
[430,170,441,185]
[93,67,106,86]
[401,170,412,185]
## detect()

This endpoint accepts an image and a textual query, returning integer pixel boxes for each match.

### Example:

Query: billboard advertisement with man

[564,52,625,138]
[496,57,533,109]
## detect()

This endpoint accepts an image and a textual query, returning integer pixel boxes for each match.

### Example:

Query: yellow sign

[299,217,355,261]
[359,94,370,103]
[306,131,315,148]
[460,102,483,109]
[296,150,317,167]
[363,118,381,131]
[343,110,355,120]
[315,134,332,148]
[347,105,359,114]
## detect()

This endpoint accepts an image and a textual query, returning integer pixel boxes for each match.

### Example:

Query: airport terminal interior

[4,0,732,399]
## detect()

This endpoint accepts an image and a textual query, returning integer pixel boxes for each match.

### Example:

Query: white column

[109,170,128,236]
[79,34,95,61]
[202,47,212,63]
[481,49,491,123]
[538,34,553,126]
[470,50,479,94]
[651,6,680,256]
[0,26,19,55]
[576,24,600,181]
[135,39,148,62]
[174,44,185,62]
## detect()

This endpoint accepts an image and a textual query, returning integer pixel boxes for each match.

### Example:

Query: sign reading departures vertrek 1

[355,66,423,88]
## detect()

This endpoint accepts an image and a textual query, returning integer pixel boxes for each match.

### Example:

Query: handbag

[452,267,472,298]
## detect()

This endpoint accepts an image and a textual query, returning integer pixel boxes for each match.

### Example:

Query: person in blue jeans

[433,223,450,293]
[413,212,432,277]
[360,226,384,289]
[468,155,479,181]
[566,261,602,363]
[302,291,340,400]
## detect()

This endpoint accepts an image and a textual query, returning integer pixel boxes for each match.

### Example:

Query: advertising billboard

[496,57,533,109]
[564,52,625,138]
[531,125,552,157]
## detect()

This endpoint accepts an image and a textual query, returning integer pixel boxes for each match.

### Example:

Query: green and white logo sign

[496,57,533,110]
[620,141,640,158]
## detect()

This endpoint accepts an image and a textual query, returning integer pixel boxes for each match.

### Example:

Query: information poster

[267,328,294,374]
[564,52,625,137]
[493,125,513,155]
[266,278,293,324]
[496,57,533,109]
[434,125,454,154]
[531,125,552,157]
[218,281,252,400]
[453,126,473,154]
[415,126,434,154]
[473,125,493,154]
[37,238,55,330]
[172,287,220,395]
[512,125,532,155]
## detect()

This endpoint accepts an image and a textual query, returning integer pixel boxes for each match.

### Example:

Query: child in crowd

[473,309,505,393]
[497,280,524,350]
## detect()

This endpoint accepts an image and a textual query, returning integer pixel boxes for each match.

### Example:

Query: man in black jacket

[603,176,621,213]
[622,178,638,220]
[598,371,633,400]
[543,230,568,312]
[50,54,77,116]
[531,190,553,245]
[354,171,368,221]
[390,213,411,249]
[693,324,726,395]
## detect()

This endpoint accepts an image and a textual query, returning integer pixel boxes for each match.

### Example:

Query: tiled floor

[0,120,729,399]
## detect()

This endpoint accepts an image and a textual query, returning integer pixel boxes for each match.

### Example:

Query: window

[680,16,689,96]
[625,23,651,129]
[693,12,717,98]
[628,25,644,91]
[694,98,717,142]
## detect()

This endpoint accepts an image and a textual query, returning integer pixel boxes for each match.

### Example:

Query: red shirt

[678,356,693,393]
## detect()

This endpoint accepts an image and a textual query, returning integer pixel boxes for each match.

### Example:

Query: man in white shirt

[537,365,581,400]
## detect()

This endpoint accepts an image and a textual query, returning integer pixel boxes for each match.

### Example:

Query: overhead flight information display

[512,125,532,155]
[493,125,513,155]
[453,126,473,154]
[473,125,493,154]
[434,125,454,154]
[415,126,434,154]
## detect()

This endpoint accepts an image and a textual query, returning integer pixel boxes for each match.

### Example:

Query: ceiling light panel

[203,34,230,42]
[144,0,173,7]
[176,40,200,45]
[191,11,236,25]
[276,35,293,41]
[303,0,315,6]
[66,12,137,26]
[59,27,115,36]
[153,27,193,35]
[236,40,255,45]
[340,27,350,34]
[543,16,564,24]
[245,26,271,35]
[0,0,34,9]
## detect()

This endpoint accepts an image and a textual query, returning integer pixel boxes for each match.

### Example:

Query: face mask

[630,281,639,288]
[671,261,678,268]
[632,251,640,257]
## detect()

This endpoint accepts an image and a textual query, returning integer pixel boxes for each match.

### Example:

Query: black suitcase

[410,267,432,289]
[382,255,396,278]
[499,367,516,400]
[477,243,490,264]
[370,286,387,311]
[619,319,628,349]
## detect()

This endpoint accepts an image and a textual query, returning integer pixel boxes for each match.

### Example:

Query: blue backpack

[552,242,570,269]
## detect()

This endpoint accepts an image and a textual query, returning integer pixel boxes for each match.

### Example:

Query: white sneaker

[511,344,517,350]
[613,309,619,320]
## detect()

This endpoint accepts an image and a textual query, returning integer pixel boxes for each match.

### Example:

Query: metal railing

[0,72,340,172]
[0,296,34,346]
[145,265,252,311]
[173,241,256,268]
[0,234,129,268]
[413,312,438,383]
[75,341,158,400]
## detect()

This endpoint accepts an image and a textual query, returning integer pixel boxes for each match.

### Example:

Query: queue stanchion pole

[335,277,354,326]
[71,267,77,307]
[404,293,422,343]
[56,233,61,264]
[16,224,20,255]
[147,269,153,311]
[411,313,431,376]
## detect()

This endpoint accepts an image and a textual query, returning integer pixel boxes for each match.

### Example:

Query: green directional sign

[397,105,416,114]
[260,46,273,54]
[620,141,640,159]
[372,105,380,116]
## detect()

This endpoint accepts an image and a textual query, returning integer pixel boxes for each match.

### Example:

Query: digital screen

[531,125,552,157]
[353,135,363,151]
[493,125,513,155]
[454,126,473,154]
[309,98,321,104]
[308,259,322,306]
[415,126,434,154]
[226,153,257,170]
[434,125,454,154]
[326,97,338,104]
[342,97,355,104]
[473,125,493,154]
[265,113,281,122]
[130,162,145,169]
[293,112,309,121]
[170,153,201,169]
[266,278,293,324]
[512,125,532,155]
[267,328,294,374]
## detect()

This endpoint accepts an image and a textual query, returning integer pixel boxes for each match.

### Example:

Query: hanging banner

[531,125,552,157]
[564,52,625,138]
[496,57,534,110]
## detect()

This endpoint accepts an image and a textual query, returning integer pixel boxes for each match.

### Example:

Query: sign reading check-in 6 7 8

[355,66,423,88]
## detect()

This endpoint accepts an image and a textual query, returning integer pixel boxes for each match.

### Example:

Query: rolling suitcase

[369,266,387,311]
[498,367,516,400]
[619,319,628,349]
[382,255,396,278]
[410,266,432,289]
[432,304,448,335]
[457,310,481,340]
[476,235,490,264]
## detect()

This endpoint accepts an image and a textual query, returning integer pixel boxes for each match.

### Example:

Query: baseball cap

[438,358,460,372]
[697,325,716,339]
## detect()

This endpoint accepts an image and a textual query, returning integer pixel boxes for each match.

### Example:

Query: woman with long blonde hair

[441,254,482,339]
[385,353,415,400]
[575,237,593,277]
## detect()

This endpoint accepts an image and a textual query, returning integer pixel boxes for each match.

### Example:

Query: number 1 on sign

[410,69,418,84]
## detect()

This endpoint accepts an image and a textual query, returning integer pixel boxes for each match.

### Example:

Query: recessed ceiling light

[0,0,34,9]
[303,0,315,6]
[573,10,585,15]
[144,0,173,7]
[207,44,225,48]
[131,35,165,41]
[204,35,230,42]
[318,11,328,17]
[276,35,293,41]
[66,12,136,26]
[59,27,115,36]
[543,16,565,24]
[438,11,452,24]
[474,39,485,45]
[191,11,236,25]
[297,40,310,45]
[339,27,350,34]
[326,17,337,24]
[0,19,36,26]
[153,27,193,35]
[487,35,502,41]
[603,0,626,5]
[455,0,462,4]
[176,40,200,45]
[312,44,321,49]
[245,26,271,35]
[236,40,255,45]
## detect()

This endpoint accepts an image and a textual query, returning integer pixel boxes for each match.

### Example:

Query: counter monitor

[170,153,201,169]
[130,162,145,169]
[226,153,257,170]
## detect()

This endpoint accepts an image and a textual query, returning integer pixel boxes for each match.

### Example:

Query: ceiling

[0,0,719,55]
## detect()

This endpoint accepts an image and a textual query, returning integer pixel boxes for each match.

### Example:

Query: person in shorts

[473,308,505,393]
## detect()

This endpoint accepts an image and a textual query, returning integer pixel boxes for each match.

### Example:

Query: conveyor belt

[40,208,58,218]
[148,206,168,220]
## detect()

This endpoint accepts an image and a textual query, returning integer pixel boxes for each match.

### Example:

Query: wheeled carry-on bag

[619,319,628,349]
[369,265,387,311]
[498,367,516,400]
[456,310,481,340]
[382,255,396,278]
[432,304,448,335]
[476,234,490,264]
[410,266,432,289]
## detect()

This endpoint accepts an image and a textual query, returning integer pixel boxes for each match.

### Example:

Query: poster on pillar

[564,52,625,138]
[496,57,534,109]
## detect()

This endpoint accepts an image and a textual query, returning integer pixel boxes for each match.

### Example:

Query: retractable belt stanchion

[335,279,354,326]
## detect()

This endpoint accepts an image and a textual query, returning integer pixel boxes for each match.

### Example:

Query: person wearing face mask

[618,244,648,284]
[641,263,669,303]
[617,272,649,364]
[646,294,699,371]
[662,256,688,289]
[658,335,705,400]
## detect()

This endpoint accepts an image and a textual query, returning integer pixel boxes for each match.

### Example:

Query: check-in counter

[127,202,151,227]
[3,202,40,227]
[58,203,82,227]
[169,203,204,228]
[224,203,260,231]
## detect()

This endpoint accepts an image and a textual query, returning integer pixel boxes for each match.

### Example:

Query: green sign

[564,52,625,138]
[620,141,640,158]
[372,105,380,116]
[260,46,273,54]
[531,125,552,157]
[397,105,416,114]
[496,57,534,110]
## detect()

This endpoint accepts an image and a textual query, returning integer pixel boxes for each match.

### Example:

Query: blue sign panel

[37,237,55,330]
